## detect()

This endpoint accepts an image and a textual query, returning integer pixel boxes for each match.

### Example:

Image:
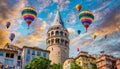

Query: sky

[0,0,120,57]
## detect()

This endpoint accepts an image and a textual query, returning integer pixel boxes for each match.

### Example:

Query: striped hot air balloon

[79,10,94,32]
[22,6,37,29]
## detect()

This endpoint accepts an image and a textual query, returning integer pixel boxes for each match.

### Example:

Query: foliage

[25,57,51,69]
[50,63,62,69]
[25,57,63,69]
[91,63,98,69]
[70,62,81,69]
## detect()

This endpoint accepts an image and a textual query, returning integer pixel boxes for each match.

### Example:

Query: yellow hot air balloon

[92,34,97,39]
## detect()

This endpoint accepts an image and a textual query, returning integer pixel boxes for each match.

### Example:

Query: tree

[25,57,51,69]
[50,63,62,69]
[70,62,81,69]
[91,63,98,69]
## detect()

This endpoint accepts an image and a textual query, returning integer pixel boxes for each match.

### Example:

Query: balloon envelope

[6,22,11,29]
[77,30,81,35]
[76,4,82,11]
[92,34,97,39]
[9,33,15,42]
[79,10,94,32]
[22,6,37,28]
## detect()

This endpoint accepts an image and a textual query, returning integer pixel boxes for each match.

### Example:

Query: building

[96,54,117,69]
[21,46,50,69]
[75,51,96,69]
[46,10,69,64]
[63,58,74,69]
[116,58,120,69]
[0,44,50,69]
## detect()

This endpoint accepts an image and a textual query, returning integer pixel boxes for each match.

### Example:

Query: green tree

[50,63,62,69]
[25,57,51,69]
[91,63,98,69]
[70,62,81,69]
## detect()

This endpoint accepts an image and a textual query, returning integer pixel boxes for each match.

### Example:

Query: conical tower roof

[51,10,64,27]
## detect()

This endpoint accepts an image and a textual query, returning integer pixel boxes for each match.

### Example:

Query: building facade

[75,51,96,69]
[46,10,69,64]
[116,59,120,69]
[63,58,74,69]
[0,44,50,69]
[96,54,117,69]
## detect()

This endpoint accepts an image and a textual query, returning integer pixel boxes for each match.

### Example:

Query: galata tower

[46,10,69,64]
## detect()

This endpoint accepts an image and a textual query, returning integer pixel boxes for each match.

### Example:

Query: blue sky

[0,0,120,57]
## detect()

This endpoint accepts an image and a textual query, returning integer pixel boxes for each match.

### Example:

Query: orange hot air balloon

[76,4,82,11]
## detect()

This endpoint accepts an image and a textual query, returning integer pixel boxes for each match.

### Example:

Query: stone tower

[46,10,69,64]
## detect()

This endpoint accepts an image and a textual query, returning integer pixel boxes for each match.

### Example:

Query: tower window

[51,31,54,36]
[51,39,54,44]
[60,31,63,36]
[56,31,59,36]
[65,33,67,37]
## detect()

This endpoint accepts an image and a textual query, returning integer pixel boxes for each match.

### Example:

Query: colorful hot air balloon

[92,34,97,39]
[76,4,82,11]
[9,33,15,42]
[6,22,11,29]
[22,6,37,29]
[79,10,94,32]
[77,30,81,35]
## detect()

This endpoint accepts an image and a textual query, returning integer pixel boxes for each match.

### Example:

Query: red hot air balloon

[9,33,15,42]
[79,10,94,32]
[22,6,37,29]
[6,22,11,29]
[77,48,80,52]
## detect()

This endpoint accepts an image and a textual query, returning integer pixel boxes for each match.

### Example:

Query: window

[27,49,30,54]
[10,54,14,58]
[4,59,13,67]
[32,50,35,55]
[18,56,21,60]
[56,31,59,36]
[32,56,35,60]
[6,53,10,57]
[6,53,14,58]
[17,61,21,66]
[37,51,41,56]
[0,52,3,56]
[60,31,63,36]
[26,56,30,62]
[43,52,46,57]
[51,31,54,36]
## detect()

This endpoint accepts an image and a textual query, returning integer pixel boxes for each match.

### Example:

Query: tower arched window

[51,39,54,44]
[48,33,50,37]
[59,39,62,45]
[56,31,59,36]
[51,31,54,36]
[60,31,63,36]
[65,33,67,37]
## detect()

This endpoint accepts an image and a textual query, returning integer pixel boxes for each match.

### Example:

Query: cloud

[15,19,47,48]
[0,0,26,48]
[94,9,120,36]
[65,11,77,24]
[67,28,75,35]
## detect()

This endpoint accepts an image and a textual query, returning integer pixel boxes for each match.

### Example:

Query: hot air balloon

[79,10,94,32]
[105,35,107,39]
[76,4,82,11]
[6,22,11,29]
[77,30,81,35]
[22,6,37,29]
[77,48,80,52]
[9,33,15,42]
[92,34,97,39]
